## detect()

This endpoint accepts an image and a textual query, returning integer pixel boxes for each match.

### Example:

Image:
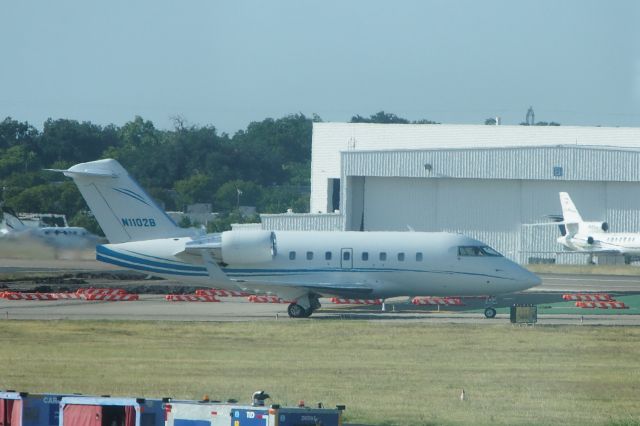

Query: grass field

[1,321,639,426]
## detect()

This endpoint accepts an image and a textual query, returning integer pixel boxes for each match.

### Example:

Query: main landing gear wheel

[484,307,497,319]
[287,303,312,318]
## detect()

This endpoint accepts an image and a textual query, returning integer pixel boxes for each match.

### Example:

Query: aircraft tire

[484,307,497,319]
[287,303,309,318]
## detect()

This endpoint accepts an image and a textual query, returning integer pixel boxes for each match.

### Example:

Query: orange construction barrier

[85,293,139,301]
[247,295,288,303]
[563,293,612,301]
[1,292,57,301]
[411,296,464,306]
[53,293,84,299]
[196,289,250,297]
[575,301,628,309]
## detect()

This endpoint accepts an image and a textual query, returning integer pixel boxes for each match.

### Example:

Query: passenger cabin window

[289,251,296,260]
[457,246,503,257]
[416,252,423,262]
[325,251,332,260]
[362,252,369,261]
[397,252,405,261]
[306,251,313,260]
[343,251,351,261]
[379,252,387,261]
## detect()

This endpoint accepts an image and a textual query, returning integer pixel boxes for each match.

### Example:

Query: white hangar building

[262,123,640,264]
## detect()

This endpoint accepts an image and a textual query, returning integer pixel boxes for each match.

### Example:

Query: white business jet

[54,159,540,318]
[0,206,100,252]
[554,192,640,255]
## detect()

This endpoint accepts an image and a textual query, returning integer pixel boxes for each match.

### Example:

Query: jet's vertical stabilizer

[53,159,191,243]
[559,192,582,236]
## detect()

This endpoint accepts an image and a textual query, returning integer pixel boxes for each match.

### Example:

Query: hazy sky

[2,0,639,133]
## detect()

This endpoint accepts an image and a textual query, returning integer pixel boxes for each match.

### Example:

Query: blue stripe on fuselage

[96,254,208,276]
[97,245,206,272]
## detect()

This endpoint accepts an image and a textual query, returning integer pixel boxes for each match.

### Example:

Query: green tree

[38,118,116,165]
[351,111,410,124]
[0,117,39,151]
[174,173,215,209]
[69,210,103,236]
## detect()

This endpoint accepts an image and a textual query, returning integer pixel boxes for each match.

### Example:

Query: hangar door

[355,177,521,259]
[360,177,520,232]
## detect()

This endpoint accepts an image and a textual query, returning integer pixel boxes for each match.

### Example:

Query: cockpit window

[457,246,503,257]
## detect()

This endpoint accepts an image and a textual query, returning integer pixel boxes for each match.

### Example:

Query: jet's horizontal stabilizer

[46,168,118,178]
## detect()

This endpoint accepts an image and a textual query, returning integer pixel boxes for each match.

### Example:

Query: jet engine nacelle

[580,221,609,234]
[587,236,595,245]
[221,230,277,264]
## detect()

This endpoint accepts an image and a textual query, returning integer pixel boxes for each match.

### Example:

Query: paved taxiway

[1,258,639,324]
[1,295,639,325]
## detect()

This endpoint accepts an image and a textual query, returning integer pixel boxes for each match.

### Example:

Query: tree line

[0,111,443,234]
[13,109,566,234]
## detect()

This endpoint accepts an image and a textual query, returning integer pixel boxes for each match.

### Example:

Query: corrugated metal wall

[342,146,640,182]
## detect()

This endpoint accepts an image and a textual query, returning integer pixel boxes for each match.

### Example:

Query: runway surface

[1,258,640,325]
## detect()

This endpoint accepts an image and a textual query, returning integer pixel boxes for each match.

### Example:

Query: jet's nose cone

[519,268,542,289]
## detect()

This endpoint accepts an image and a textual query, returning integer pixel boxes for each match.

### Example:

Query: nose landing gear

[484,296,497,319]
[484,307,497,319]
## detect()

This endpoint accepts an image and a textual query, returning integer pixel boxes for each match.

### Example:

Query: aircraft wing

[559,249,623,255]
[237,281,375,300]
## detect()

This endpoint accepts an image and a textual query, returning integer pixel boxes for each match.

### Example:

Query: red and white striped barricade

[165,294,221,302]
[196,289,250,298]
[85,293,139,301]
[247,295,288,303]
[563,293,613,302]
[76,288,128,296]
[330,298,383,305]
[575,301,628,309]
[53,293,84,300]
[1,292,58,301]
[411,297,464,306]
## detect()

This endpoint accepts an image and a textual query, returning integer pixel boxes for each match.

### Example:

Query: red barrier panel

[165,294,221,302]
[85,293,139,301]
[575,301,628,309]
[411,297,464,306]
[563,293,613,301]
[53,293,84,299]
[196,289,250,297]
[1,292,58,301]
[247,295,288,303]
